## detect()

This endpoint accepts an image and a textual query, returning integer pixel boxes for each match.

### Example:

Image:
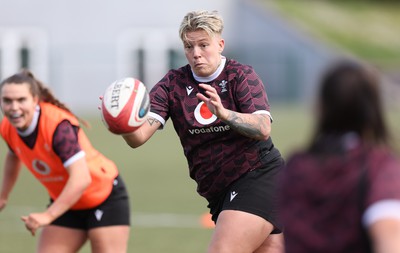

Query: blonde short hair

[179,10,224,42]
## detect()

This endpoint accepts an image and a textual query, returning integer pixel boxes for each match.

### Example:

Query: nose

[193,46,201,58]
[9,100,19,110]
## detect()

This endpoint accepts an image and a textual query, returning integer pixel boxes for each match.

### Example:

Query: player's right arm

[122,116,161,148]
[0,151,22,211]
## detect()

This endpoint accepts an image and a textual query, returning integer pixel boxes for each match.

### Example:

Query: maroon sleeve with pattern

[366,148,400,206]
[227,60,270,113]
[52,120,82,164]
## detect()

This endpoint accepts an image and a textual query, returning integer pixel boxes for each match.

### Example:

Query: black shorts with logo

[207,157,284,234]
[50,175,130,230]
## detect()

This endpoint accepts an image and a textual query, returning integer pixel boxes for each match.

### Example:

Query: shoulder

[368,147,398,169]
[224,59,261,85]
[40,102,79,126]
[151,65,193,94]
[365,147,400,206]
[367,147,400,179]
[225,59,255,74]
[162,65,191,82]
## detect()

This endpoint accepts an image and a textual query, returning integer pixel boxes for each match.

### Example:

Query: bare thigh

[37,225,88,253]
[254,233,284,253]
[88,225,130,253]
[207,210,283,253]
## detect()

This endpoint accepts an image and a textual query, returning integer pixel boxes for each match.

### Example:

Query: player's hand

[196,83,229,120]
[98,95,104,110]
[21,212,53,236]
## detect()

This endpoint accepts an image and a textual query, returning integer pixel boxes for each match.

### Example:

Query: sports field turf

[0,103,309,252]
[0,102,399,252]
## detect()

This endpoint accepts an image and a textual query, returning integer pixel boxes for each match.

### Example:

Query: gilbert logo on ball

[101,77,150,134]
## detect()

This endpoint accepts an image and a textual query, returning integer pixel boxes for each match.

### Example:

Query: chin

[194,70,211,78]
[9,120,25,130]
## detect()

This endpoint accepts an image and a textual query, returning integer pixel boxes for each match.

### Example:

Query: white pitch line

[132,212,202,228]
[0,206,207,232]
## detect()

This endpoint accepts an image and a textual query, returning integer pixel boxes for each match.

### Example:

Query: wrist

[220,109,233,122]
[45,208,59,222]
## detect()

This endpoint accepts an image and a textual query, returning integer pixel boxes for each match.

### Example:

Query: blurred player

[116,10,284,253]
[279,59,400,253]
[0,70,130,253]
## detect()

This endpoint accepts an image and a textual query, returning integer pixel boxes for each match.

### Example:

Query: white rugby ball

[101,77,150,134]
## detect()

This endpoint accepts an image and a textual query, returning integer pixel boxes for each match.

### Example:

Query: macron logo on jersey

[186,86,194,95]
[230,191,238,202]
[95,209,104,221]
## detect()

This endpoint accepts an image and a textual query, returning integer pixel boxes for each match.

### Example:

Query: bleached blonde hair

[179,10,224,42]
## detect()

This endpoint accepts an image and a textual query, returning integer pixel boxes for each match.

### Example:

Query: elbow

[257,131,270,141]
[260,134,270,141]
[122,133,145,149]
[124,139,144,149]
[258,122,271,141]
[259,115,272,140]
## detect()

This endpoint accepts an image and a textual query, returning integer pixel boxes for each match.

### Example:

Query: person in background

[0,70,130,253]
[279,59,400,253]
[114,10,284,253]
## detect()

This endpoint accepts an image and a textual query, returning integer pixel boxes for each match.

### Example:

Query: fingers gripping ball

[101,77,150,134]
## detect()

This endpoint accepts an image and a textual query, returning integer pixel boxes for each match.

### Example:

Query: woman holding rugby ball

[112,10,284,253]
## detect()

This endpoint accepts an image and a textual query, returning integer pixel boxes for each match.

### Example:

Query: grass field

[0,104,313,253]
[1,102,399,252]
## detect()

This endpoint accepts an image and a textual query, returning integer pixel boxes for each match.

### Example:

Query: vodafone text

[40,176,65,182]
[189,125,230,135]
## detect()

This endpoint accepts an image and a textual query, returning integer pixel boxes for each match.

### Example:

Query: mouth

[9,112,22,119]
[7,112,23,123]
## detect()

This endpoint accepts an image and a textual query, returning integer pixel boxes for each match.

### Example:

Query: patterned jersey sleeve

[362,150,400,225]
[52,120,84,167]
[148,73,171,126]
[231,63,271,116]
[367,150,400,204]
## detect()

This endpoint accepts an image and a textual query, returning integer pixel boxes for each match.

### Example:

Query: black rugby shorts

[50,175,130,230]
[207,157,284,234]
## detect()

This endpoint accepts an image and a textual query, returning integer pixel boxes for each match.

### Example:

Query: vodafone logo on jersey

[194,102,217,125]
[32,159,51,175]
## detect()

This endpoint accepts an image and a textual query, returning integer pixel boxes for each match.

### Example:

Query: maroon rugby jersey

[149,59,281,200]
[280,135,400,253]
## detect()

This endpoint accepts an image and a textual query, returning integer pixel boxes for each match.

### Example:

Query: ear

[218,38,225,53]
[33,95,40,105]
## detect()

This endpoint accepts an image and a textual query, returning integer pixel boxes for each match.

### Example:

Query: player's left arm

[46,157,91,219]
[21,121,91,236]
[196,83,271,140]
[21,158,91,236]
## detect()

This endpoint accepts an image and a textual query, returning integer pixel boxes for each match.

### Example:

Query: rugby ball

[100,77,150,135]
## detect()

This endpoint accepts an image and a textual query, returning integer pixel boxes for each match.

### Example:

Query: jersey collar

[192,56,226,83]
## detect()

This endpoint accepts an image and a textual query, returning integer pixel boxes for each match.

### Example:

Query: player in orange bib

[0,70,130,253]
